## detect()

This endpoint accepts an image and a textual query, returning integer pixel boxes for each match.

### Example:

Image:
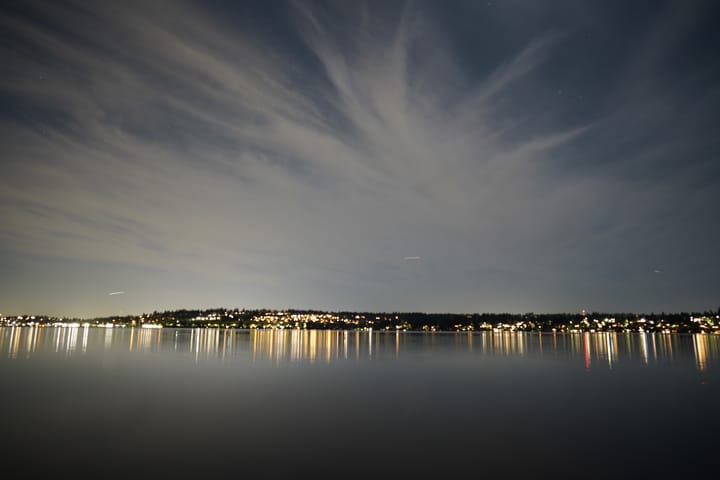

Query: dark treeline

[13,307,713,332]
[4,308,719,332]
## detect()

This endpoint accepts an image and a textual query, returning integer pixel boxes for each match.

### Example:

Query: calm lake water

[1,327,718,478]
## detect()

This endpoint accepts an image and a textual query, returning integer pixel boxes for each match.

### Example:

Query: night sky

[1,0,719,318]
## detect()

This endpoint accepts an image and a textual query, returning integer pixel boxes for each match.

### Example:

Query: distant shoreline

[3,308,719,333]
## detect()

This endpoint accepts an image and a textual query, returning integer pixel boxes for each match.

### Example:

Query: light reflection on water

[2,326,719,477]
[1,326,718,370]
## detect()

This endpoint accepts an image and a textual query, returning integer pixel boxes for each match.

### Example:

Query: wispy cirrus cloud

[1,0,718,316]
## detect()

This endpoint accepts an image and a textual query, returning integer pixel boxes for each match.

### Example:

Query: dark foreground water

[1,327,719,479]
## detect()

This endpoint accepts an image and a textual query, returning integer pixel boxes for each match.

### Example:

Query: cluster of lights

[2,311,719,333]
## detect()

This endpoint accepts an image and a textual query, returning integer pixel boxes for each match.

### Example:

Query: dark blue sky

[1,0,719,317]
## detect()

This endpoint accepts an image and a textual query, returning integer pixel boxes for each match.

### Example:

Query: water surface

[1,327,718,478]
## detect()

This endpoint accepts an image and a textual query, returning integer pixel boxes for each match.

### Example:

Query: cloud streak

[1,0,718,316]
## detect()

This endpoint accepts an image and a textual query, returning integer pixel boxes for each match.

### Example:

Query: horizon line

[3,306,719,320]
